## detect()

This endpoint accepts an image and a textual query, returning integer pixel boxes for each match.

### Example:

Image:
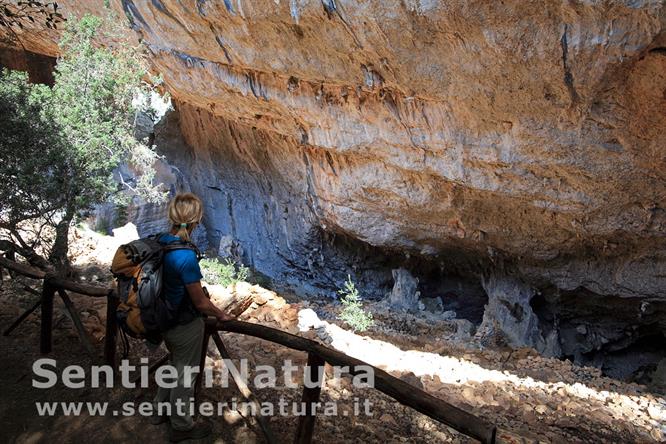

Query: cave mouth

[316,227,491,324]
[589,332,666,384]
[416,269,488,325]
[531,287,666,385]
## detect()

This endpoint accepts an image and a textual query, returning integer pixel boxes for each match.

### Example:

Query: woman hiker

[151,192,235,442]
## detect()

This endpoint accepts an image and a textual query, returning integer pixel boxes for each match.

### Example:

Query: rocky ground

[0,226,664,443]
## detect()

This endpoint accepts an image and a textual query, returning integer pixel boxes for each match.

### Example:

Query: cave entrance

[417,268,488,325]
[531,287,666,387]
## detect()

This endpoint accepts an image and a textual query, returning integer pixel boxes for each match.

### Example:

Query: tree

[45,14,147,267]
[0,13,166,270]
[0,70,67,267]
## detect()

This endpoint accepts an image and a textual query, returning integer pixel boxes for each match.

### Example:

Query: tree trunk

[49,206,75,272]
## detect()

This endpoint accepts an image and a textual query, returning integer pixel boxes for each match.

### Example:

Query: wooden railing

[208,319,496,443]
[0,254,497,443]
[0,255,115,361]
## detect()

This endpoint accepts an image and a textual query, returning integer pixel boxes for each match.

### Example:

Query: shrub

[0,70,69,232]
[0,13,166,269]
[200,257,249,287]
[95,216,112,235]
[337,275,374,332]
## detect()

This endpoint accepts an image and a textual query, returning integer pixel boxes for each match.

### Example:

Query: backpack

[111,233,200,345]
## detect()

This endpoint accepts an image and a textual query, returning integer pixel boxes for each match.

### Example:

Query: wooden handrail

[211,319,497,444]
[0,254,497,443]
[0,255,111,297]
[0,254,45,279]
[0,255,112,356]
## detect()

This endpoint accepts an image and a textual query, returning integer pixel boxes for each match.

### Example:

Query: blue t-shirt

[158,234,203,320]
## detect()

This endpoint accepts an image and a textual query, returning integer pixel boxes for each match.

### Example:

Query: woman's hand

[216,311,235,322]
[187,281,237,322]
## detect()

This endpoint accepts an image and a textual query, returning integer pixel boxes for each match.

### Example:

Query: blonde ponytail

[167,193,203,242]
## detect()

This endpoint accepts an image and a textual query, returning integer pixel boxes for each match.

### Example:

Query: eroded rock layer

[7,0,666,294]
[134,0,666,299]
[3,1,666,356]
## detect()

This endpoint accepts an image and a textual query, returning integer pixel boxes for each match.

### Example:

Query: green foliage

[0,70,68,230]
[95,216,111,235]
[337,275,374,332]
[200,257,250,287]
[0,13,167,265]
[50,14,144,210]
[113,202,129,227]
[125,141,169,204]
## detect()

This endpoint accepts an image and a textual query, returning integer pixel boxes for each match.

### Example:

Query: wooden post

[58,289,96,358]
[130,354,170,384]
[3,298,42,336]
[104,291,119,368]
[5,250,16,279]
[294,352,326,444]
[195,331,211,399]
[40,278,55,354]
[210,331,277,444]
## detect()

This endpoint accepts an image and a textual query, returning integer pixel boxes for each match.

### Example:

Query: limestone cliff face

[6,1,666,301]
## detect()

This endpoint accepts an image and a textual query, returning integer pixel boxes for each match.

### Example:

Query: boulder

[297,308,324,332]
[421,296,444,314]
[475,273,561,356]
[388,268,420,311]
[111,223,140,244]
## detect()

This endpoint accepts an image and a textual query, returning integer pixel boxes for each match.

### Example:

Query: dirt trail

[0,227,664,443]
[0,277,466,443]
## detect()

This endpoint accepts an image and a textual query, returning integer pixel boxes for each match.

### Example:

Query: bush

[0,70,69,230]
[0,13,166,270]
[337,275,374,332]
[200,257,249,287]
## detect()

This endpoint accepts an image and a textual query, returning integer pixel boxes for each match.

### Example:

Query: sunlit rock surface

[144,1,665,300]
[4,1,666,302]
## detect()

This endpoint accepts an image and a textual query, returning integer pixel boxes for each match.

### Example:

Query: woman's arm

[185,281,235,321]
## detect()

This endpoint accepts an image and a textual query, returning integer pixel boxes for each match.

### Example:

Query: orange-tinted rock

[3,0,665,299]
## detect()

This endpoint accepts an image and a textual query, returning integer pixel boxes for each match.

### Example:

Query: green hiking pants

[153,317,205,431]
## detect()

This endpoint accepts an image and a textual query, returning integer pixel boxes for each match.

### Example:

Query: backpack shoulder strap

[161,239,202,261]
